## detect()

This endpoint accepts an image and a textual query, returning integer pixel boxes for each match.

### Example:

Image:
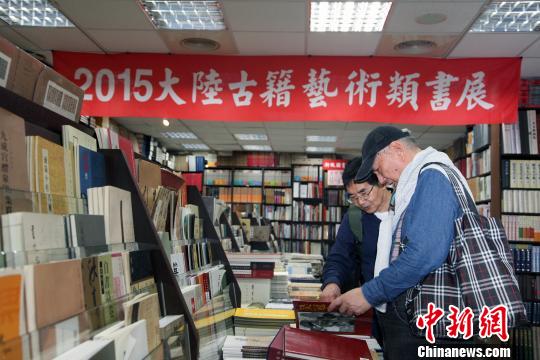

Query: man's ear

[389,141,405,158]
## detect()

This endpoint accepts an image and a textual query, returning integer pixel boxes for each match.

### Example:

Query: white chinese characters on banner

[192,68,223,105]
[456,71,494,110]
[387,71,420,111]
[73,66,496,113]
[425,71,459,111]
[303,68,338,108]
[156,68,186,105]
[346,69,382,107]
[260,70,296,107]
[228,70,258,107]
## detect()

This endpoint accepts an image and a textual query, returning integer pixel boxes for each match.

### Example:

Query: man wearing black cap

[328,126,473,359]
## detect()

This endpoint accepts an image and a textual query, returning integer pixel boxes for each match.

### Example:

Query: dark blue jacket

[322,211,380,292]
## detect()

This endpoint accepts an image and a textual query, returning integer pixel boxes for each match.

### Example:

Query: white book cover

[53,339,114,360]
[111,252,128,299]
[103,186,135,244]
[62,125,97,198]
[2,212,66,253]
[95,320,149,360]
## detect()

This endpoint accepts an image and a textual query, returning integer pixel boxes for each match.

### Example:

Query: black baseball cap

[354,126,410,182]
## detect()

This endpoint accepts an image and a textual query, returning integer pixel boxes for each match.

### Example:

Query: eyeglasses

[346,185,374,205]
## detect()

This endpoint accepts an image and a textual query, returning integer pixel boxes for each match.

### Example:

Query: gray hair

[397,136,419,150]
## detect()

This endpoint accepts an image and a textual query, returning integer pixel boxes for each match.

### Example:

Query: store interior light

[183,143,210,150]
[242,145,272,151]
[162,119,170,127]
[234,133,268,141]
[310,1,392,32]
[140,0,226,30]
[0,0,74,27]
[306,135,337,142]
[470,1,540,32]
[161,132,198,139]
[306,146,335,153]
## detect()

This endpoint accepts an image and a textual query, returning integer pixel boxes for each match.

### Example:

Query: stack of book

[502,110,539,154]
[234,308,296,337]
[502,215,540,242]
[510,244,540,272]
[222,335,274,360]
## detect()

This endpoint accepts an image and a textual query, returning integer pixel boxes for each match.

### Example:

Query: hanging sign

[53,52,520,125]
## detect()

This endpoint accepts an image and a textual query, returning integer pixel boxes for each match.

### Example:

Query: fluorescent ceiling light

[183,143,210,150]
[242,145,272,151]
[140,0,226,30]
[306,146,335,153]
[306,135,337,142]
[310,1,391,32]
[234,133,268,141]
[0,0,74,27]
[161,132,198,139]
[470,1,540,32]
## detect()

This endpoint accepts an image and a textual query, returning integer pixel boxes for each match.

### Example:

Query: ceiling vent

[180,38,220,51]
[394,40,437,55]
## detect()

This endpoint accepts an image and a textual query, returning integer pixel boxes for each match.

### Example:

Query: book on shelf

[510,244,540,273]
[502,215,540,242]
[293,183,321,199]
[233,170,262,186]
[264,188,292,205]
[62,125,97,200]
[502,159,540,189]
[0,270,26,343]
[95,127,137,178]
[293,201,323,222]
[88,186,135,245]
[222,335,274,360]
[502,190,540,213]
[264,170,291,187]
[94,319,149,360]
[293,166,319,182]
[264,205,291,221]
[467,175,491,202]
[502,110,539,155]
[516,273,540,301]
[232,187,262,203]
[0,108,30,193]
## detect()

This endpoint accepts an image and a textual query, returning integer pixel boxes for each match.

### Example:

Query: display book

[0,88,248,357]
[0,105,190,358]
[134,150,243,358]
[265,300,377,360]
[446,108,540,357]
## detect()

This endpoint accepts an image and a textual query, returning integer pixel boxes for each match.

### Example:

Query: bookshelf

[447,109,540,338]
[0,84,239,359]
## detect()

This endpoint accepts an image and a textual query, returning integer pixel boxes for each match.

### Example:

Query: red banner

[53,52,520,125]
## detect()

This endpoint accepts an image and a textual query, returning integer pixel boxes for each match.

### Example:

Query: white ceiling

[1,0,538,155]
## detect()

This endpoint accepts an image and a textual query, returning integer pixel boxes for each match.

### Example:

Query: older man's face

[372,146,402,187]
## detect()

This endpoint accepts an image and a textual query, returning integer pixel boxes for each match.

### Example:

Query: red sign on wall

[53,52,521,125]
[322,159,347,171]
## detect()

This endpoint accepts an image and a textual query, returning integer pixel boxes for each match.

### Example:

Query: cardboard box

[33,66,83,122]
[14,47,44,101]
[0,35,19,92]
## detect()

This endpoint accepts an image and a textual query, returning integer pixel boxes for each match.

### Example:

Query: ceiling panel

[307,33,381,56]
[86,30,169,53]
[376,33,460,57]
[385,1,483,33]
[223,1,306,32]
[212,144,243,151]
[233,32,305,55]
[522,39,540,57]
[264,122,304,129]
[304,122,347,130]
[521,58,540,78]
[13,27,102,52]
[224,121,266,128]
[159,30,238,55]
[55,0,154,30]
[450,33,540,58]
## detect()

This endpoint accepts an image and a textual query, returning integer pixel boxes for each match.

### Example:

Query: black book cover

[519,110,530,155]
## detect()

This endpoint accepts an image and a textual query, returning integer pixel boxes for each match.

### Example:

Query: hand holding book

[328,287,372,316]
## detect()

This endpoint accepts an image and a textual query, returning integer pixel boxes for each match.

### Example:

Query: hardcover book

[78,146,106,199]
[293,301,371,335]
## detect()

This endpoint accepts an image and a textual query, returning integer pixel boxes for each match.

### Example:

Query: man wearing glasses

[321,157,392,302]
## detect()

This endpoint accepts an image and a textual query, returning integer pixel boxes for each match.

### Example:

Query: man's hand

[320,283,341,302]
[328,287,372,316]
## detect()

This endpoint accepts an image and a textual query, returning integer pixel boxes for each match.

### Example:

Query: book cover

[0,107,30,193]
[123,293,161,352]
[98,254,117,326]
[267,326,285,360]
[283,326,372,360]
[78,146,106,199]
[24,259,85,332]
[293,301,371,335]
[129,250,154,286]
[0,270,25,342]
[61,125,97,199]
[53,338,114,360]
[102,186,135,244]
[95,320,149,360]
[68,214,106,249]
[111,252,127,299]
[80,256,103,330]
